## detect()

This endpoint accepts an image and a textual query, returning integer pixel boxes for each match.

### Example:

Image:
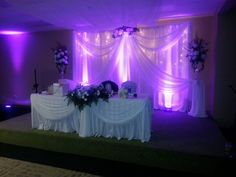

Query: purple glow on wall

[82,54,89,85]
[162,49,173,108]
[6,34,27,72]
[0,30,25,35]
[159,27,189,109]
[117,33,131,83]
[73,34,81,84]
[163,91,173,108]
[117,36,125,83]
[74,32,93,85]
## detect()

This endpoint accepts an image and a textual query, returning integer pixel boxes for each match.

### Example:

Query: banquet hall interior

[0,0,236,176]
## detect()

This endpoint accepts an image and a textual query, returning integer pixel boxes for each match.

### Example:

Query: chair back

[101,80,119,93]
[121,81,137,94]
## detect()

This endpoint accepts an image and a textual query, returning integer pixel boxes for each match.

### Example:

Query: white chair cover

[121,81,137,94]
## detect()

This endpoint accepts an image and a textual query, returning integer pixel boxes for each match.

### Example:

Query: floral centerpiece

[66,84,109,111]
[52,42,69,78]
[186,36,208,72]
[112,26,139,38]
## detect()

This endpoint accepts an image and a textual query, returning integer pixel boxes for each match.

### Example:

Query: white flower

[53,44,69,65]
[186,37,208,72]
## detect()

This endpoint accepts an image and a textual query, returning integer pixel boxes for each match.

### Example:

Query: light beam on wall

[6,34,27,72]
[82,53,89,85]
[117,33,131,83]
[163,90,173,108]
[163,48,173,108]
[158,26,189,109]
[74,32,92,85]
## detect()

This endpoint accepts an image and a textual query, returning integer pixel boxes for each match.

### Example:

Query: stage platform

[0,110,235,176]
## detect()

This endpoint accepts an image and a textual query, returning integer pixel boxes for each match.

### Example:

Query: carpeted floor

[0,110,226,157]
[0,110,234,176]
[0,156,99,177]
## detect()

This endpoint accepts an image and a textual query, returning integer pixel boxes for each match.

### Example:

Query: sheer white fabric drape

[74,22,191,111]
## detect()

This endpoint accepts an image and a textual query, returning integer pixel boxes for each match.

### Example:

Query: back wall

[0,30,73,105]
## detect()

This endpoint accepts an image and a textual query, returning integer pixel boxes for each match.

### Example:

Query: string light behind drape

[74,22,191,111]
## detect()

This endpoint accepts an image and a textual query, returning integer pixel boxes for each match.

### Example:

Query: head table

[31,94,152,142]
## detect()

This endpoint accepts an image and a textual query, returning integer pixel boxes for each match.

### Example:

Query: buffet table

[31,94,152,142]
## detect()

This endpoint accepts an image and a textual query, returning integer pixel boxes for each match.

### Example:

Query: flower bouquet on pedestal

[52,43,68,79]
[186,36,208,79]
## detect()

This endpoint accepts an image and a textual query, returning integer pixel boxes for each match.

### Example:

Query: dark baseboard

[0,143,202,177]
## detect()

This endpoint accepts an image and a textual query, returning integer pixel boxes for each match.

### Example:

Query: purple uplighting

[6,34,28,72]
[117,33,131,83]
[82,55,89,85]
[5,105,12,108]
[0,30,25,35]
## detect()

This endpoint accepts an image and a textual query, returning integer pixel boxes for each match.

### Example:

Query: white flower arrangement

[66,84,109,111]
[186,36,208,72]
[112,26,139,38]
[52,43,69,77]
[52,43,69,65]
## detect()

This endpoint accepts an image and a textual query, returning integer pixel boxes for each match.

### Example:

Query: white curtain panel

[73,22,191,111]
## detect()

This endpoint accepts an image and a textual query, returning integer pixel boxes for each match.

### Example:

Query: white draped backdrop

[73,22,192,111]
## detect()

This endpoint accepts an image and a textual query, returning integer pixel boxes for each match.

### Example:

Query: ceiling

[0,0,227,33]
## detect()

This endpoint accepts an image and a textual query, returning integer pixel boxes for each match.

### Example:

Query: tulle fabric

[74,22,191,111]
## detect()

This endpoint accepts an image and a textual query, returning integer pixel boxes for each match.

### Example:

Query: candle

[34,69,37,83]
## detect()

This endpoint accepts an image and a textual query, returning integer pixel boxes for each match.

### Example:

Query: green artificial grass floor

[0,111,234,176]
[0,128,233,176]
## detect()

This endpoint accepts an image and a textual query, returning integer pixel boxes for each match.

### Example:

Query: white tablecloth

[188,80,208,118]
[31,94,79,133]
[31,94,152,142]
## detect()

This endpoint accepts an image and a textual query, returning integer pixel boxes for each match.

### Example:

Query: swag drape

[73,22,191,111]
